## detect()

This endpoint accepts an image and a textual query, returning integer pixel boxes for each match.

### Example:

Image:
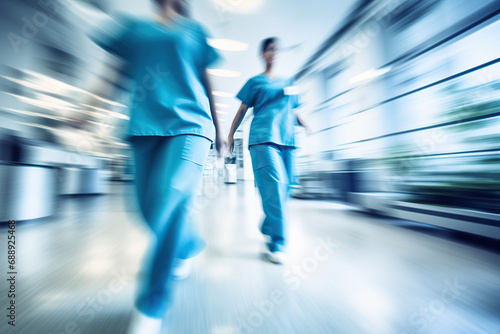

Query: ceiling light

[211,0,264,13]
[207,69,241,78]
[212,91,234,98]
[207,39,248,52]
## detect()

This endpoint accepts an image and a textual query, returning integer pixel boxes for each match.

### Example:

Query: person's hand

[215,132,227,156]
[296,115,310,135]
[227,134,234,154]
[303,125,312,135]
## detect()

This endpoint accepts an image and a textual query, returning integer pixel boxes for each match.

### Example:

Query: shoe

[171,257,193,280]
[263,250,286,265]
[126,308,162,334]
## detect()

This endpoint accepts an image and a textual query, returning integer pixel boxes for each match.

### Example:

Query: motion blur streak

[0,0,499,334]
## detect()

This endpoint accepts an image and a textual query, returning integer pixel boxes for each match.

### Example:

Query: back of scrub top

[88,14,221,142]
[236,75,300,147]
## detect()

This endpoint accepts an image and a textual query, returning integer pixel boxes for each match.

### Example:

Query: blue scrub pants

[249,143,295,253]
[130,134,211,318]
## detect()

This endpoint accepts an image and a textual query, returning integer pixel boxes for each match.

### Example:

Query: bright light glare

[211,0,264,13]
[208,39,248,52]
[207,69,241,78]
[212,91,234,98]
[349,66,392,84]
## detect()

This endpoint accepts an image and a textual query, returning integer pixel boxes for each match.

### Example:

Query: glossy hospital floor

[1,179,500,334]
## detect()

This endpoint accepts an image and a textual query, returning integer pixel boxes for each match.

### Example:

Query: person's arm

[227,103,249,154]
[201,71,226,155]
[75,15,133,129]
[296,114,311,135]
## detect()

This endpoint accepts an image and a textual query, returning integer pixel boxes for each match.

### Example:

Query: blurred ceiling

[191,0,357,128]
[107,0,357,129]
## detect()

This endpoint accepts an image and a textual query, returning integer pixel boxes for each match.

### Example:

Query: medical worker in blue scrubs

[228,37,308,265]
[79,0,225,332]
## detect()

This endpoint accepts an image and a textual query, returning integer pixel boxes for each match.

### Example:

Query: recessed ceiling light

[212,91,234,98]
[207,69,241,78]
[208,39,248,52]
[211,0,264,13]
[216,110,228,114]
[216,103,230,108]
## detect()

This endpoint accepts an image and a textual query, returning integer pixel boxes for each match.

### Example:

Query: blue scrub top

[236,75,300,147]
[89,14,221,142]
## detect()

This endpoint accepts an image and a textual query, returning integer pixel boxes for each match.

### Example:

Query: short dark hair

[153,0,190,17]
[261,37,278,54]
[153,0,166,7]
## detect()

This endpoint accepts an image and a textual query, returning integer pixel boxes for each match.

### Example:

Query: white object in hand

[126,308,162,334]
[284,86,300,95]
[171,257,194,280]
[263,250,286,265]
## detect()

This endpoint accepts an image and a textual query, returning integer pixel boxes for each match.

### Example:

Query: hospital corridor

[1,0,500,333]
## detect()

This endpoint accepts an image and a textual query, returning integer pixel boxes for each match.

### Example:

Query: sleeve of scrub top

[236,79,256,107]
[87,15,133,60]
